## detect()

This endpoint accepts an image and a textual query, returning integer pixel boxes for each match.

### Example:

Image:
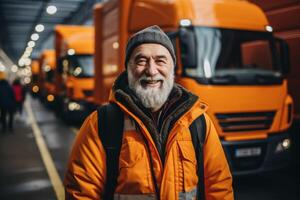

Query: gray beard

[128,71,174,111]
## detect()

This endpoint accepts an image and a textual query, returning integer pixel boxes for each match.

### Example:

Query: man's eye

[136,59,147,65]
[156,59,166,65]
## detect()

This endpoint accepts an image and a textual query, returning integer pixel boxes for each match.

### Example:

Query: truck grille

[83,89,93,97]
[215,111,276,132]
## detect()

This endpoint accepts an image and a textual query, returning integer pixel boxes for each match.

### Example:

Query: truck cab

[55,25,95,122]
[176,24,292,174]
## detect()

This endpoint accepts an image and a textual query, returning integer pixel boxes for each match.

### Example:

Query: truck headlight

[47,94,55,102]
[275,138,291,153]
[68,102,81,111]
[32,85,39,93]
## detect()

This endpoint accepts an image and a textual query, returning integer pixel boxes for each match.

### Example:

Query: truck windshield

[182,27,283,85]
[68,55,94,78]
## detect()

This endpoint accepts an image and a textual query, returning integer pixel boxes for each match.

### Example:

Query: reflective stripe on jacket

[64,97,233,200]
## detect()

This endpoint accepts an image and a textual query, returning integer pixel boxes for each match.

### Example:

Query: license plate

[235,147,262,158]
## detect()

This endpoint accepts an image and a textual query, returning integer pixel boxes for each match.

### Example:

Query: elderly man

[64,25,234,200]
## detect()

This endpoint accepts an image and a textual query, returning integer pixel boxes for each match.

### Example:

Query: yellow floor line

[25,100,64,200]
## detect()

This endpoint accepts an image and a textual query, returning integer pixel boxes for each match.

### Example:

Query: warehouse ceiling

[0,0,100,66]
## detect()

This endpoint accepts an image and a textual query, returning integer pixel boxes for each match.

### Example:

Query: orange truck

[30,59,40,97]
[249,0,300,166]
[38,49,56,107]
[93,0,293,175]
[54,25,95,122]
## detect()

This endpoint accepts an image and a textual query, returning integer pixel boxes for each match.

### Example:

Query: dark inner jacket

[113,72,199,164]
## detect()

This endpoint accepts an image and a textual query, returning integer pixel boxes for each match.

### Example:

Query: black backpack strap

[190,114,206,200]
[97,103,124,200]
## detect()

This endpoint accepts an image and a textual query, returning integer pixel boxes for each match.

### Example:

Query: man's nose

[145,59,158,76]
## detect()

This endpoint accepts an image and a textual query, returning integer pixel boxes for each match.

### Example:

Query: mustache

[138,74,165,82]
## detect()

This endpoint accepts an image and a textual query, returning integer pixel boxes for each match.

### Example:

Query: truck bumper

[222,131,291,176]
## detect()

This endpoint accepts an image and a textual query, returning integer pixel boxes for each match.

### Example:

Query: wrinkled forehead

[130,43,173,60]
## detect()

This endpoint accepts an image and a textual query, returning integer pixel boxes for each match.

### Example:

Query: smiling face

[127,43,175,112]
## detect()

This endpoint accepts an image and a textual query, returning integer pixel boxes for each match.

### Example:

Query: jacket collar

[109,71,206,162]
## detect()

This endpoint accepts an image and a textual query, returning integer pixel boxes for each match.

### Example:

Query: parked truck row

[30,0,295,175]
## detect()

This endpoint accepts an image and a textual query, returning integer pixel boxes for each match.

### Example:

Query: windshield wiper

[210,75,237,85]
[254,74,282,84]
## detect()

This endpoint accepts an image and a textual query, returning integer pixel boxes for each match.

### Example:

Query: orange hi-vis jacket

[64,73,234,200]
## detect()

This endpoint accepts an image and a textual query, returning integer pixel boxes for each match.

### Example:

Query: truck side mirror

[275,37,290,75]
[179,28,197,69]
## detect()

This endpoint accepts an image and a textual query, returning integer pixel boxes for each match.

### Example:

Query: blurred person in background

[0,72,16,133]
[12,78,26,115]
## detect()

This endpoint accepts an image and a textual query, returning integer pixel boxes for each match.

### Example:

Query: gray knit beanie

[125,25,176,67]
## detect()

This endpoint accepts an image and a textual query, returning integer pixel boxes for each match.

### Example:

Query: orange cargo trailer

[55,25,95,122]
[93,0,293,175]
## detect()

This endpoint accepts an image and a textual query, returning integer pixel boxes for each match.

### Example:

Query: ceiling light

[23,67,31,75]
[31,33,39,41]
[28,41,35,48]
[24,77,31,84]
[23,52,31,57]
[0,62,5,71]
[35,24,44,32]
[11,65,18,73]
[18,59,25,67]
[26,47,33,52]
[24,58,32,66]
[46,5,57,15]
[25,48,33,53]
